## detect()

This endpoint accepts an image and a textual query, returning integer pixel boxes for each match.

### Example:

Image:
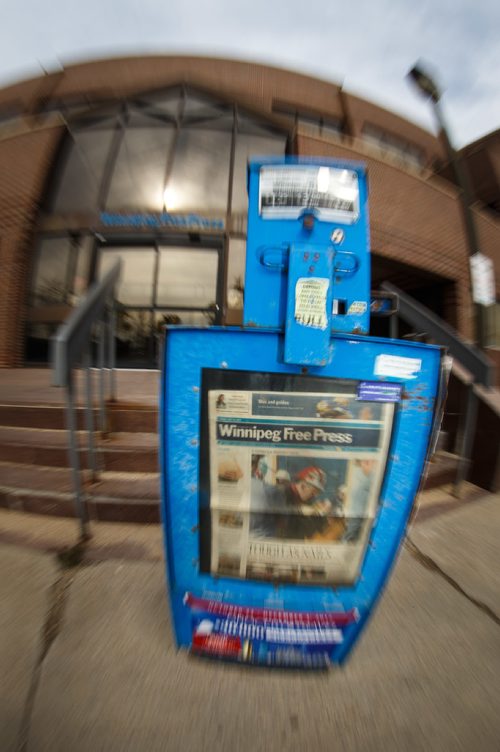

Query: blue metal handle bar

[258,246,359,276]
[258,245,289,271]
[334,250,359,276]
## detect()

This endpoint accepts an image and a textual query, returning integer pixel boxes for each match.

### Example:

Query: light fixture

[163,187,177,210]
[407,62,441,103]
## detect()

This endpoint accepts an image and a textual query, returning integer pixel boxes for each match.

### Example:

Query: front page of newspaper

[208,386,394,585]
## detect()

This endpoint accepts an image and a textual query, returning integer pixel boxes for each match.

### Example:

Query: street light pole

[407,62,484,347]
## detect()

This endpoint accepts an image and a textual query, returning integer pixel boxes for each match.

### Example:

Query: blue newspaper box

[160,158,445,668]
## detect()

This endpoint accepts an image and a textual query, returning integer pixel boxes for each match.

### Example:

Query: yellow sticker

[295,278,329,330]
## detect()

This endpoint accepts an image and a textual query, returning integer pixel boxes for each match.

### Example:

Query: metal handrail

[381,280,496,495]
[380,281,495,388]
[50,260,122,539]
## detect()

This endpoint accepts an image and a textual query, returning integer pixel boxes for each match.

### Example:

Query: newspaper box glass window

[199,370,395,587]
[258,165,360,223]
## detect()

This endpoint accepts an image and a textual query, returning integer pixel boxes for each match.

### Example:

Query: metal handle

[333,250,359,276]
[258,245,289,271]
[258,246,359,276]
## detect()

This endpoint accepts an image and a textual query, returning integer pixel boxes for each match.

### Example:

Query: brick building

[0,55,498,369]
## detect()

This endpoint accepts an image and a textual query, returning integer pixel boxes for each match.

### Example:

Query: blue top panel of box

[244,157,370,334]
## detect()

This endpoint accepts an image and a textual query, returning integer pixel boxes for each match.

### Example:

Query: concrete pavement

[410,493,500,616]
[1,491,499,752]
[0,546,58,752]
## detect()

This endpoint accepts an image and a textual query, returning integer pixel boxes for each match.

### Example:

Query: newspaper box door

[160,326,443,668]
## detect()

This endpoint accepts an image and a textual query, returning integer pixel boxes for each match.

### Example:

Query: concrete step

[0,426,159,472]
[423,451,459,490]
[0,402,158,432]
[0,461,160,523]
[0,371,161,524]
[0,412,459,523]
[108,403,158,433]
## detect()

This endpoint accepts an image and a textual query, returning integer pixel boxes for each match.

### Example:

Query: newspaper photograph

[207,383,395,585]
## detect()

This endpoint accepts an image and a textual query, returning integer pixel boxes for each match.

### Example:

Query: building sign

[470,253,495,306]
[200,370,396,587]
[259,165,360,223]
[100,212,225,231]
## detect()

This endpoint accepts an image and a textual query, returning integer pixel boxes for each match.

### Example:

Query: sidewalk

[1,489,499,752]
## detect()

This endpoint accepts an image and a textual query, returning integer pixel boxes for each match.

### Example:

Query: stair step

[0,404,68,430]
[91,470,159,500]
[0,461,160,523]
[423,451,459,490]
[0,371,162,523]
[0,403,158,432]
[108,404,158,433]
[0,426,159,471]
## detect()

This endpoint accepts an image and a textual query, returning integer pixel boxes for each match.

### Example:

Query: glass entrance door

[98,239,223,367]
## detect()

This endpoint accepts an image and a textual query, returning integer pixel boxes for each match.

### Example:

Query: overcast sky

[2,0,499,147]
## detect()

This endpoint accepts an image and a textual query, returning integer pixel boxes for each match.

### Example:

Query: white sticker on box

[348,300,367,315]
[295,278,329,330]
[374,354,422,379]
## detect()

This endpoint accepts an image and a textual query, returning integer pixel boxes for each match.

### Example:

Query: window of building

[156,246,219,308]
[30,235,93,306]
[31,237,72,305]
[484,301,500,348]
[96,242,221,315]
[32,87,288,364]
[272,100,343,139]
[131,87,182,121]
[46,86,287,218]
[165,128,232,212]
[98,247,156,307]
[182,92,233,124]
[106,122,175,211]
[93,241,223,366]
[361,123,426,169]
[49,128,116,213]
[226,238,246,312]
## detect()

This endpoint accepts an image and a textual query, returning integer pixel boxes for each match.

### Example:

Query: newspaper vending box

[160,158,445,668]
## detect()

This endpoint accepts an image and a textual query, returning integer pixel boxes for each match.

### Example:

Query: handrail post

[51,259,121,541]
[109,301,117,403]
[98,319,106,434]
[83,347,98,482]
[66,372,91,540]
[390,313,398,339]
[452,384,478,497]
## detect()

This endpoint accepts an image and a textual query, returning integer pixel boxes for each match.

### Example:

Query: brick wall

[0,125,63,366]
